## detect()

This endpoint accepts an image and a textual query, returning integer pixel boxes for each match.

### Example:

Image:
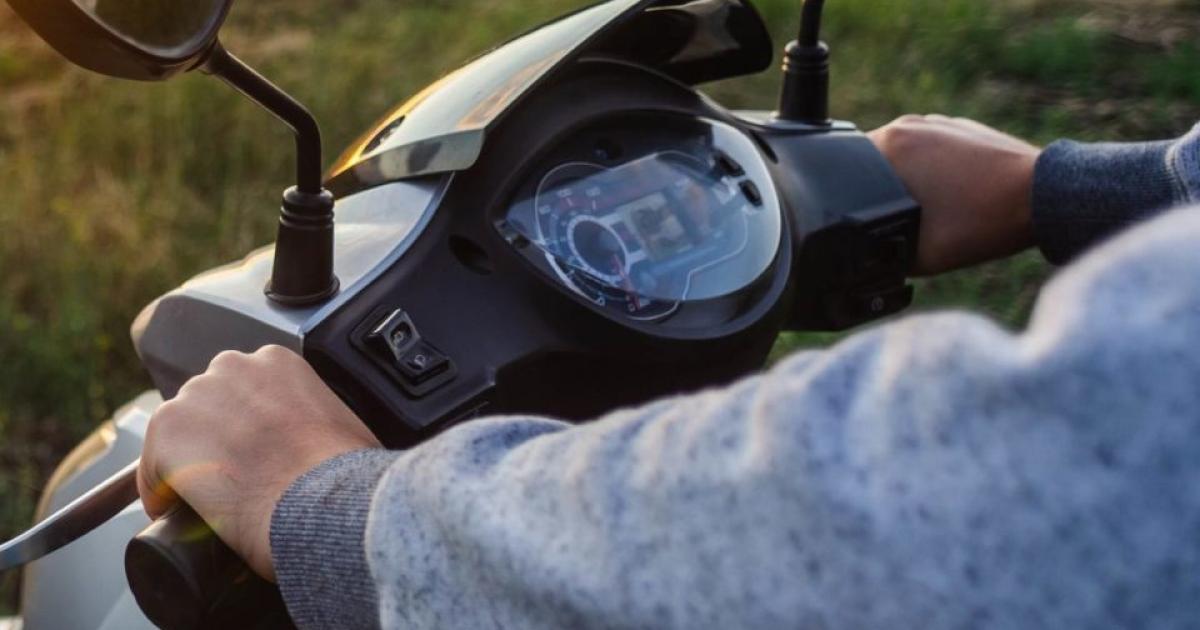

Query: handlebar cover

[125,505,294,630]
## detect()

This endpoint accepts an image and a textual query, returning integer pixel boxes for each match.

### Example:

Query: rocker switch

[363,309,453,389]
[366,309,419,366]
[398,342,449,384]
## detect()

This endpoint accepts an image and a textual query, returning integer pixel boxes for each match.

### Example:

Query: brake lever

[0,461,139,571]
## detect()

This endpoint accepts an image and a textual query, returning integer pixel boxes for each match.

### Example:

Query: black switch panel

[354,307,455,397]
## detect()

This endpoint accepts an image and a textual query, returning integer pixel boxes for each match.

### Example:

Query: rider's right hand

[868,114,1041,276]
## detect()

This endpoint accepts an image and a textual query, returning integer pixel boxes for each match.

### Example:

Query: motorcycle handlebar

[126,505,293,629]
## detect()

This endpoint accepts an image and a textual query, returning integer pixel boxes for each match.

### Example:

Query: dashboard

[135,58,916,450]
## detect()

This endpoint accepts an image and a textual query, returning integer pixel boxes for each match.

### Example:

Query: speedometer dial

[500,114,782,329]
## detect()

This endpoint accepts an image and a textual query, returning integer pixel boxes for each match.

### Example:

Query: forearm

[271,212,1200,630]
[1031,125,1200,264]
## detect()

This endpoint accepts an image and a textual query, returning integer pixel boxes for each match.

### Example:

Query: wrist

[1009,149,1039,251]
[271,449,399,628]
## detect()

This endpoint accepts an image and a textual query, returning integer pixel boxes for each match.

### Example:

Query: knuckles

[147,396,195,441]
[150,398,182,427]
[155,345,306,429]
[871,115,931,157]
[255,344,289,357]
[894,113,928,126]
[253,344,295,363]
[209,349,250,372]
[207,345,293,377]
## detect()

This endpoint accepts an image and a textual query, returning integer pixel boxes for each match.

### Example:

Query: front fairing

[326,0,772,195]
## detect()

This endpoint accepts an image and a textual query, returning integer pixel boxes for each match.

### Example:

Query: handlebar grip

[125,504,293,630]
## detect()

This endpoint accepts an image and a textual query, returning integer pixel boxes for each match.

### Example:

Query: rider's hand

[137,345,382,581]
[868,115,1041,275]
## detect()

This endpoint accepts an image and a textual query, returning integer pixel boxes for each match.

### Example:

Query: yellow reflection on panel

[326,68,466,181]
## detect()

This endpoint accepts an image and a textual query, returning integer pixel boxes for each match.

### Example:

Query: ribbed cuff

[271,449,400,630]
[1032,138,1184,265]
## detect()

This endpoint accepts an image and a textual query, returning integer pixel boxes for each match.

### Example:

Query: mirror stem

[203,43,339,306]
[203,44,323,193]
[776,0,831,125]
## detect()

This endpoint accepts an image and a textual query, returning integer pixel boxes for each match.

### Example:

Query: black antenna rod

[777,0,831,125]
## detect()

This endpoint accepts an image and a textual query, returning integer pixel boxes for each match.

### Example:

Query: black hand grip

[125,505,294,630]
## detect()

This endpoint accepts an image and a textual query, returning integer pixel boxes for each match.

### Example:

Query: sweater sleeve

[273,209,1200,630]
[1031,124,1200,264]
[271,449,399,629]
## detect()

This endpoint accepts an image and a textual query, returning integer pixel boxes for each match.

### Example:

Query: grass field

[2,0,1199,613]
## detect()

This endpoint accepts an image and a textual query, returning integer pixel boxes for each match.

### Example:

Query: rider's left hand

[137,345,381,581]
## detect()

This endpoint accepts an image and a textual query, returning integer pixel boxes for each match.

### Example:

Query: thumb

[136,456,178,520]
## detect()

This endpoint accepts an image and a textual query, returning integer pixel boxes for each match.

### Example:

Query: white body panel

[20,393,160,630]
[133,177,447,397]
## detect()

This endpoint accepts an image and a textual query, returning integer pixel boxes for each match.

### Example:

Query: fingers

[252,344,298,362]
[887,113,977,129]
[137,346,300,520]
[869,116,927,157]
[137,440,178,520]
[866,112,1040,276]
[209,345,296,372]
[923,113,976,128]
[874,113,981,134]
[883,114,1036,148]
[133,344,380,579]
[870,114,1037,164]
[137,350,245,520]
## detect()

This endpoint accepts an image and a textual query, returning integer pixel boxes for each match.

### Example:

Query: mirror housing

[6,0,231,81]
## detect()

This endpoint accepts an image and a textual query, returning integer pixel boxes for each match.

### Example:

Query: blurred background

[1,0,1198,611]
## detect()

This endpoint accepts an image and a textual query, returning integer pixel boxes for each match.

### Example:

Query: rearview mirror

[7,0,233,81]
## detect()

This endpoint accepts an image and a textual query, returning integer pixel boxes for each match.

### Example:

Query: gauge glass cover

[502,115,782,324]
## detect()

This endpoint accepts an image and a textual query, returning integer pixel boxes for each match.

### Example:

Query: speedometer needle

[613,254,641,310]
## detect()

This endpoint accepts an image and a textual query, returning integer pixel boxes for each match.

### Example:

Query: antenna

[776,0,831,125]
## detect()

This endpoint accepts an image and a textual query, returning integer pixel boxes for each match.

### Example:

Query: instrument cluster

[499,114,783,329]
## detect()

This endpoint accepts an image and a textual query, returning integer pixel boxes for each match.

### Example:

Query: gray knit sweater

[269,126,1200,629]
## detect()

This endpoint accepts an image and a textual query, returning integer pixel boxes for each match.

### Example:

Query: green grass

[3,0,1200,613]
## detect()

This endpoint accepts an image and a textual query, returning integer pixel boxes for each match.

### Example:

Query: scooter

[1,0,921,627]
